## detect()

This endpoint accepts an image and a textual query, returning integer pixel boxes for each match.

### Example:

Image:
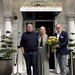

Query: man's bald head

[27,23,33,32]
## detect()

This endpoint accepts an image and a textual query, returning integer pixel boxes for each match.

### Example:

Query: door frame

[22,12,60,71]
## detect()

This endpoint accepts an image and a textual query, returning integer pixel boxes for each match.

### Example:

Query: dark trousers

[24,51,38,75]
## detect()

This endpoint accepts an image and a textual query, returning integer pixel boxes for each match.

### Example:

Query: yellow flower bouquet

[47,36,58,45]
[46,36,59,52]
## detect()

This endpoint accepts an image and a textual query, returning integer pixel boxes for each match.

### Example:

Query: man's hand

[21,47,24,54]
[53,44,59,49]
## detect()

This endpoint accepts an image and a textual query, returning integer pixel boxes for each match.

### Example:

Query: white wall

[12,8,24,73]
[0,0,4,46]
[55,15,67,31]
[55,0,68,32]
[12,9,23,49]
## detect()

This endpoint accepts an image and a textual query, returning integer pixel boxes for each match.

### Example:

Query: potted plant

[68,33,75,75]
[68,33,75,52]
[0,31,16,75]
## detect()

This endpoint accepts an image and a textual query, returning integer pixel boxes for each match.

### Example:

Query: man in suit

[20,23,38,75]
[54,24,68,75]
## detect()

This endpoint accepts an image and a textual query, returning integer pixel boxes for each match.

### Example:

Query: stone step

[20,69,60,75]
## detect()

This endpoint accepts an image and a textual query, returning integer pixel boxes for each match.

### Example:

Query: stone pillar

[66,14,75,39]
[0,29,1,47]
[66,14,75,75]
[4,15,12,35]
[66,14,75,52]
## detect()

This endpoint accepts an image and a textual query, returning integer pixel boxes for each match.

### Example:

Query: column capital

[66,14,75,21]
[4,14,13,21]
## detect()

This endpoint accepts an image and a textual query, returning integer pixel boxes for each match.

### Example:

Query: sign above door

[20,7,62,12]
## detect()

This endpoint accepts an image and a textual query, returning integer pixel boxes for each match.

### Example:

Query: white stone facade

[0,0,75,74]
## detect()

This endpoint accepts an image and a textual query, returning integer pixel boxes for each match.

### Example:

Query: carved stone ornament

[20,0,62,7]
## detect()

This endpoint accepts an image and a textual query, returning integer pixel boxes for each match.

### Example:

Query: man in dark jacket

[54,24,68,75]
[20,23,38,75]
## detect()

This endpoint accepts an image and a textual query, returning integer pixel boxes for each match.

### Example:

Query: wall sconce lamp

[13,13,18,20]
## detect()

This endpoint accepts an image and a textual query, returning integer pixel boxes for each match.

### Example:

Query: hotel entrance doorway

[22,11,61,69]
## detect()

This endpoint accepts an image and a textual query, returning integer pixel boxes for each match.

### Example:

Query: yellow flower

[52,39,55,41]
[53,36,55,38]
[47,40,51,43]
[55,38,58,41]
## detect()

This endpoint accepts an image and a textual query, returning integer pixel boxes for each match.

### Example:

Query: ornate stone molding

[4,16,13,22]
[66,14,75,21]
[20,0,62,12]
[20,6,62,12]
[20,0,62,7]
[31,1,49,7]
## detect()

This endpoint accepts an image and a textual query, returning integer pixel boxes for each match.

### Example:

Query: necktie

[40,37,43,47]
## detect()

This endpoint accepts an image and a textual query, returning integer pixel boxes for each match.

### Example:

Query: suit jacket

[55,31,68,55]
[38,34,48,48]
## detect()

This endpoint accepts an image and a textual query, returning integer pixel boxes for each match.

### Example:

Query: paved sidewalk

[21,70,60,75]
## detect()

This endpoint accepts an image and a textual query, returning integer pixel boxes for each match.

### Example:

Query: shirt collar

[57,31,62,34]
